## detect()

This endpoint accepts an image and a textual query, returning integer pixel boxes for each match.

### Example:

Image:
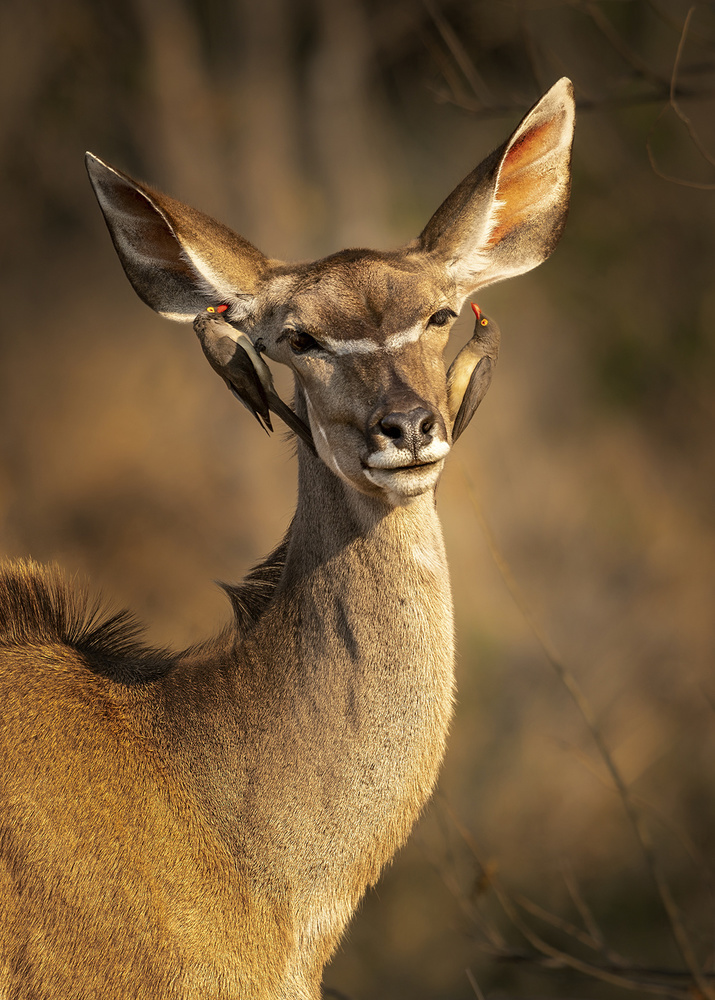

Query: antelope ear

[85,153,269,322]
[418,78,575,296]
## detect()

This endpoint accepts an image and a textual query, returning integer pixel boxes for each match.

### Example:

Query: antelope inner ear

[85,152,269,322]
[417,78,575,296]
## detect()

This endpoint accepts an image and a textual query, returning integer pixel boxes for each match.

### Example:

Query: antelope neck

[283,444,451,586]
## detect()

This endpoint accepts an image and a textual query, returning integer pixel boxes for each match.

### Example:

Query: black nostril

[379,415,404,440]
[420,415,434,436]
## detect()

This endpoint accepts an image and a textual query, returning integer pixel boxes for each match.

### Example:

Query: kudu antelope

[0,79,574,998]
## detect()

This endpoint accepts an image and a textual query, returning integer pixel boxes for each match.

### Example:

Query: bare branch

[415,811,508,951]
[511,889,603,951]
[465,967,487,1000]
[554,735,715,897]
[577,0,668,87]
[444,802,691,999]
[559,860,612,956]
[460,464,715,1000]
[647,5,715,188]
[489,946,715,994]
[669,6,715,167]
[422,0,493,108]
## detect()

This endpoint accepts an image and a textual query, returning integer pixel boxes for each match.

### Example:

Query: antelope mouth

[363,458,442,473]
[361,456,446,498]
[361,440,449,497]
[363,439,451,472]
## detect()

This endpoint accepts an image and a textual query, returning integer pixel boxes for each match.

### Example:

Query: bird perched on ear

[446,304,501,442]
[194,311,316,454]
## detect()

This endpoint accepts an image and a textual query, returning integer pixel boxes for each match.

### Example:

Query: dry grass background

[0,1,714,997]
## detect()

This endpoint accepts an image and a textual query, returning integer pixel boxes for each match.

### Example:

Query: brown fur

[1,81,574,998]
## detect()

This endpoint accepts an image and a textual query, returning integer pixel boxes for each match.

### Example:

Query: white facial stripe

[305,394,350,484]
[318,336,377,355]
[320,322,424,356]
[385,324,426,351]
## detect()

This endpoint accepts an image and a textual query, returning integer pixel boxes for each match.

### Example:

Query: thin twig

[420,25,477,112]
[669,6,715,167]
[422,0,493,107]
[498,947,715,983]
[445,803,689,999]
[492,946,715,989]
[559,859,609,955]
[647,5,715,189]
[511,889,602,952]
[466,966,487,999]
[555,735,715,897]
[438,81,714,118]
[415,812,508,950]
[578,0,668,87]
[460,465,715,1000]
[518,14,552,98]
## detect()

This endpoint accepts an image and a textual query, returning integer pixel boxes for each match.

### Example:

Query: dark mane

[219,537,288,637]
[0,559,173,683]
[0,543,289,683]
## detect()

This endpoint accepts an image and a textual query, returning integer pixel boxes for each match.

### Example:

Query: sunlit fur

[0,80,574,998]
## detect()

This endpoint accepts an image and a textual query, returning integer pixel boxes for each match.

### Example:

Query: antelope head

[86,79,574,507]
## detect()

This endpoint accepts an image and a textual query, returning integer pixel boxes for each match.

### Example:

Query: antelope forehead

[278,261,450,353]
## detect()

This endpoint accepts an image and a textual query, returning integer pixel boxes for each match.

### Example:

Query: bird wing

[447,313,500,442]
[451,356,494,442]
[195,314,272,430]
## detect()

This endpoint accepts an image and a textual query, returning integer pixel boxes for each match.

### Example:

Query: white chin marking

[363,462,443,498]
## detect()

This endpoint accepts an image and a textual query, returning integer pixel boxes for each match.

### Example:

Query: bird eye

[288,331,321,354]
[428,308,456,327]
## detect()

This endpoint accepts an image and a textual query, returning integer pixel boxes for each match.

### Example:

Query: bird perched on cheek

[194,310,316,453]
[446,304,501,442]
[194,312,272,430]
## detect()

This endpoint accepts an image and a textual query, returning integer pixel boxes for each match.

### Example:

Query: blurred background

[0,0,714,996]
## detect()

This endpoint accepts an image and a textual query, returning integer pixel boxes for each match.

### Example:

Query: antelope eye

[288,331,321,354]
[428,308,456,327]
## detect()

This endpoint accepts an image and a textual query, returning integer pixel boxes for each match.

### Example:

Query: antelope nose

[373,406,438,453]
